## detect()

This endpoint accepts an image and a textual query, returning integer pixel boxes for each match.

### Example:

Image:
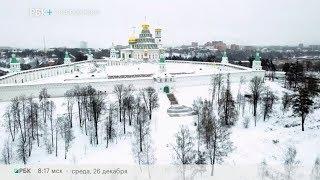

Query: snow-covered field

[0,80,319,179]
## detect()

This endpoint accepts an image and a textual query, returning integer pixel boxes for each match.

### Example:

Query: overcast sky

[0,0,319,48]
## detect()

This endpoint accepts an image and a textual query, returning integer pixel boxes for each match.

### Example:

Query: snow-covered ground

[26,62,235,85]
[0,80,319,179]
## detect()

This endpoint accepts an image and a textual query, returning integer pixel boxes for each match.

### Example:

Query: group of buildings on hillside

[2,22,268,77]
[0,22,265,102]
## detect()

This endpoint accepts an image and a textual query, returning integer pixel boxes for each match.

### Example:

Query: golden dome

[142,23,150,30]
[128,36,137,44]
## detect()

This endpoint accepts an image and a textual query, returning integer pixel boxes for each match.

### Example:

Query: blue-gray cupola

[10,53,21,73]
[64,51,71,64]
[221,51,229,64]
[252,52,262,70]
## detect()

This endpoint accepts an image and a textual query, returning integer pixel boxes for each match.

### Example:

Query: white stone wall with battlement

[0,59,265,101]
[0,59,123,85]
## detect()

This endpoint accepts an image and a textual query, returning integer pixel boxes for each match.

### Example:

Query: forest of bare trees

[0,64,319,179]
[1,84,159,165]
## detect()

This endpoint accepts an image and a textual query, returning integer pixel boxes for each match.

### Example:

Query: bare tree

[134,95,143,125]
[283,146,300,180]
[1,140,12,164]
[237,76,245,112]
[31,101,40,147]
[249,76,264,126]
[121,85,134,134]
[57,116,74,159]
[17,135,28,164]
[199,100,233,176]
[172,126,196,165]
[48,100,55,150]
[311,157,320,180]
[171,126,196,180]
[10,97,20,142]
[210,75,218,104]
[80,87,90,135]
[133,105,150,153]
[262,89,277,121]
[216,73,224,104]
[132,105,155,180]
[4,107,15,141]
[43,122,53,154]
[242,116,250,129]
[27,97,38,141]
[123,94,135,126]
[19,95,28,142]
[282,92,291,114]
[74,86,83,127]
[11,96,27,146]
[192,97,203,157]
[65,90,75,128]
[105,103,117,148]
[258,159,269,180]
[24,96,39,156]
[39,88,50,124]
[113,84,126,123]
[140,87,159,120]
[218,73,238,126]
[132,105,155,173]
[88,86,105,145]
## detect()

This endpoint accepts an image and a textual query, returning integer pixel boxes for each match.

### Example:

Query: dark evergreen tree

[304,75,320,97]
[292,88,313,131]
[282,92,291,114]
[262,90,277,121]
[218,74,238,126]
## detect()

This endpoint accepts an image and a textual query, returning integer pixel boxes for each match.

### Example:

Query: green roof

[10,54,19,64]
[64,51,70,59]
[255,52,261,61]
[223,51,227,57]
[159,57,165,63]
[159,53,165,63]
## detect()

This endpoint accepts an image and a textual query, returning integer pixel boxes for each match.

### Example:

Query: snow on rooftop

[22,61,249,85]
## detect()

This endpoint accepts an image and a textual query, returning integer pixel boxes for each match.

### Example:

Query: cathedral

[120,23,162,61]
[0,22,264,101]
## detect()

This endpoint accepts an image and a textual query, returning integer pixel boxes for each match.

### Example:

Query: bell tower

[221,51,229,64]
[10,54,21,73]
[252,52,262,71]
[64,51,71,64]
[110,43,118,59]
[155,28,162,48]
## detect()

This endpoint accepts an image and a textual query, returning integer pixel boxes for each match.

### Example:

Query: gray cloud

[0,0,319,48]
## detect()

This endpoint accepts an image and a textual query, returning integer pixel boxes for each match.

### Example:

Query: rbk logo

[14,168,31,174]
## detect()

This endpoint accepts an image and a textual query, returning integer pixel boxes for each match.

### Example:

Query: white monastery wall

[0,77,154,101]
[0,59,265,101]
